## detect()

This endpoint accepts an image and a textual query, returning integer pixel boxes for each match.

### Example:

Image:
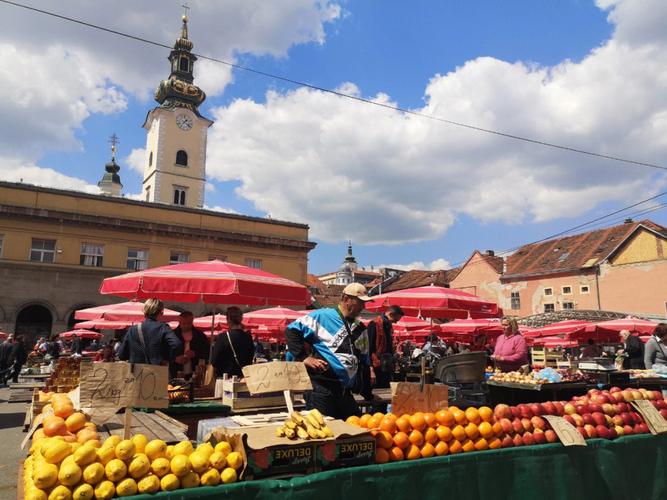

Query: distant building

[317,242,383,286]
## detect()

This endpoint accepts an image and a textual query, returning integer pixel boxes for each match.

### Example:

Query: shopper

[619,330,645,369]
[210,307,254,378]
[491,316,528,372]
[8,336,27,383]
[170,311,210,379]
[0,334,14,372]
[366,305,404,388]
[118,298,182,365]
[580,338,603,358]
[70,334,82,355]
[286,283,372,419]
[644,323,667,370]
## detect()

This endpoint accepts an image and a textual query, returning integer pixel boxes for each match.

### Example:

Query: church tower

[335,241,358,285]
[141,12,213,208]
[98,134,123,197]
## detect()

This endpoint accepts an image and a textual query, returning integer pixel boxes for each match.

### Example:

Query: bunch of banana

[275,410,334,440]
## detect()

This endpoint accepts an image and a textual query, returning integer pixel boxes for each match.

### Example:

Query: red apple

[601,403,615,416]
[638,389,651,400]
[631,390,643,401]
[575,404,590,415]
[584,424,598,439]
[623,425,634,435]
[530,403,544,416]
[512,418,524,434]
[588,389,601,396]
[521,418,533,433]
[614,425,624,436]
[655,400,667,410]
[500,418,513,435]
[571,414,584,427]
[652,390,663,400]
[544,429,558,443]
[532,429,546,444]
[596,425,610,439]
[630,412,643,425]
[588,403,603,414]
[541,402,556,415]
[660,408,667,420]
[582,414,595,426]
[612,415,624,427]
[511,406,521,419]
[501,435,515,448]
[553,402,565,416]
[596,394,611,405]
[622,390,635,402]
[609,386,622,393]
[577,427,588,439]
[564,403,577,415]
[616,402,629,413]
[519,404,533,419]
[563,415,576,426]
[638,423,649,434]
[494,404,512,420]
[522,432,534,446]
[531,416,547,431]
[607,427,618,439]
[611,392,625,403]
[620,413,633,426]
[513,434,524,447]
[635,423,649,434]
[591,412,607,426]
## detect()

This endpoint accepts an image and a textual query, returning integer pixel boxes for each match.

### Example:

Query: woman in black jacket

[170,311,210,379]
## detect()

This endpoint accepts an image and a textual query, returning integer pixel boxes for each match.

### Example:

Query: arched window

[148,151,153,167]
[179,57,189,72]
[176,150,188,166]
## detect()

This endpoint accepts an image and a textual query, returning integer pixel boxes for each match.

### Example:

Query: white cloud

[0,158,99,194]
[376,259,451,272]
[206,1,667,244]
[125,148,146,174]
[205,182,216,193]
[204,205,239,215]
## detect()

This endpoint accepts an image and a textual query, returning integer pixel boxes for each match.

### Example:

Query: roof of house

[382,268,461,293]
[306,274,345,308]
[448,250,504,281]
[503,219,667,279]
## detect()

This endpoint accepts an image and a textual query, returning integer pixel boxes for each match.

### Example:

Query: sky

[1,0,666,275]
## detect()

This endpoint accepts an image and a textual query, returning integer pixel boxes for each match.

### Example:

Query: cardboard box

[315,433,375,471]
[222,379,287,410]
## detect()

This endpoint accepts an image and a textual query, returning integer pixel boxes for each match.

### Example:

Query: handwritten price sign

[391,382,449,415]
[242,362,312,394]
[543,415,587,446]
[79,362,168,424]
[632,400,667,435]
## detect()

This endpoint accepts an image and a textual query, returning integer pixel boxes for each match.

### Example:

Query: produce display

[275,409,333,440]
[347,386,667,464]
[44,358,81,394]
[489,368,595,384]
[489,371,544,384]
[626,369,666,379]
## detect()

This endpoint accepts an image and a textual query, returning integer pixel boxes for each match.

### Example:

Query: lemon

[93,480,115,500]
[41,440,71,464]
[214,441,232,457]
[33,462,58,490]
[170,454,191,477]
[115,478,138,497]
[226,451,243,471]
[189,451,209,473]
[103,435,121,449]
[96,445,115,466]
[144,439,167,461]
[137,474,160,494]
[196,442,215,460]
[104,458,127,482]
[200,468,220,486]
[114,440,136,461]
[180,471,200,489]
[47,485,71,500]
[150,457,170,478]
[165,445,175,460]
[82,462,105,485]
[60,455,76,468]
[160,473,180,491]
[71,483,93,500]
[221,467,237,484]
[73,445,97,467]
[24,487,47,500]
[70,443,82,453]
[209,451,227,470]
[128,453,150,479]
[58,462,82,487]
[131,434,148,454]
[172,440,193,457]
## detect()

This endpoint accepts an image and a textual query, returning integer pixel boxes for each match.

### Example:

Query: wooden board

[94,411,188,444]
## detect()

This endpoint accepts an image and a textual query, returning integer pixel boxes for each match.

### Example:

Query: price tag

[631,400,667,434]
[79,362,168,424]
[242,362,312,394]
[543,415,587,447]
[390,382,449,415]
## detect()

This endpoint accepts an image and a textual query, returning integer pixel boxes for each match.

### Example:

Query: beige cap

[342,283,372,302]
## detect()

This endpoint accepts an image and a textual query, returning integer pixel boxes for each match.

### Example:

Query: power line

[2,0,667,173]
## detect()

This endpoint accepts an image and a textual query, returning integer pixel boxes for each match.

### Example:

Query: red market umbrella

[532,336,579,349]
[584,317,658,336]
[58,329,104,340]
[393,316,437,332]
[99,260,310,306]
[523,320,591,339]
[193,315,228,331]
[75,301,181,323]
[243,307,304,330]
[366,286,500,319]
[76,319,178,330]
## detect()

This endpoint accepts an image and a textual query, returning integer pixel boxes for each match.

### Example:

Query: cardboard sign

[632,400,667,435]
[543,416,587,447]
[242,362,312,394]
[79,362,168,424]
[390,382,449,415]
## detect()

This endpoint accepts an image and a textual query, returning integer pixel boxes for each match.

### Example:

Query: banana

[310,409,325,426]
[315,429,327,439]
[284,420,297,430]
[290,412,304,426]
[323,426,334,438]
[284,428,296,439]
[306,424,319,439]
[305,414,321,429]
[275,427,285,437]
[296,427,309,440]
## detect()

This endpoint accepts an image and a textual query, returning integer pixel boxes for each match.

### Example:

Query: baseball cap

[342,283,372,302]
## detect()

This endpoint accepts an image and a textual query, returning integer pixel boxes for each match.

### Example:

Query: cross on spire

[182,3,190,17]
[108,133,120,160]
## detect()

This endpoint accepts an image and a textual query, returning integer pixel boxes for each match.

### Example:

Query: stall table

[162,401,231,440]
[486,380,588,405]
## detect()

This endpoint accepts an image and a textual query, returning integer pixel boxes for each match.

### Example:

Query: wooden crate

[530,347,564,368]
[222,380,287,410]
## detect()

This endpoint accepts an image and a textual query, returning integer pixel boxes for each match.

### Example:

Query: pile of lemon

[24,433,242,499]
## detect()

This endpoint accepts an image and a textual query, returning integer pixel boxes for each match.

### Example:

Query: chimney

[624,218,633,224]
[485,250,495,256]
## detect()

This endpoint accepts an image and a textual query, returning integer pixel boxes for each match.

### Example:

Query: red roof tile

[382,268,461,292]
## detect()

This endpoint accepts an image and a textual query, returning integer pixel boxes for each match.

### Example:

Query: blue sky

[3,0,667,275]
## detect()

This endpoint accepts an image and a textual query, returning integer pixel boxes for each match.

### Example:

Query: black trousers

[305,378,360,420]
[374,369,393,389]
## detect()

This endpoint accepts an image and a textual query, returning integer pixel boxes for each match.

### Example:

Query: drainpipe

[595,265,602,310]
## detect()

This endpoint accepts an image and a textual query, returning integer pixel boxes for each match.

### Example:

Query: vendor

[644,323,667,370]
[286,283,371,420]
[170,311,210,379]
[210,307,254,378]
[366,305,404,389]
[619,330,645,369]
[491,316,528,372]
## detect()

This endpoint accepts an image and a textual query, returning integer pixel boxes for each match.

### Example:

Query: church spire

[98,134,123,197]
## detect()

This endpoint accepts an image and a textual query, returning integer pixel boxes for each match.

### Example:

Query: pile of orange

[347,406,502,463]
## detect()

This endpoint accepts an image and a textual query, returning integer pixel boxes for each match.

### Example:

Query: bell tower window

[148,151,153,167]
[173,187,186,206]
[179,57,189,72]
[176,150,188,167]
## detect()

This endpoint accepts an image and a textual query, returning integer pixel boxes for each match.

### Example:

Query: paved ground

[0,387,28,498]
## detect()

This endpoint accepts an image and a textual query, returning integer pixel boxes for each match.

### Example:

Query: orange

[376,431,393,450]
[65,413,86,433]
[373,412,385,420]
[461,439,475,453]
[488,438,502,450]
[436,426,453,442]
[359,414,372,428]
[409,414,427,432]
[43,416,67,437]
[346,416,361,426]
[389,447,405,462]
[451,425,466,442]
[436,409,455,427]
[395,416,412,433]
[385,413,397,421]
[465,407,481,425]
[408,430,424,447]
[420,443,435,458]
[479,406,494,423]
[423,413,438,429]
[452,409,467,426]
[478,422,494,439]
[393,432,410,449]
[492,422,503,437]
[367,416,383,430]
[424,428,439,445]
[449,440,463,454]
[406,445,421,460]
[375,448,390,464]
[434,441,449,456]
[379,417,397,435]
[464,423,479,440]
[473,437,489,451]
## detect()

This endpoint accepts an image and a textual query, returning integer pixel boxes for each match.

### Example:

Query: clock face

[176,114,193,131]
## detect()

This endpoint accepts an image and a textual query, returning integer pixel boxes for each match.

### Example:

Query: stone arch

[14,301,56,345]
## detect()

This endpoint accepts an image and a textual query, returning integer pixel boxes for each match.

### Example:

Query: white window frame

[562,285,572,295]
[30,239,56,263]
[245,258,262,269]
[562,301,575,310]
[543,287,553,296]
[580,285,590,294]
[544,303,555,313]
[80,243,104,267]
[127,248,149,270]
[169,252,190,265]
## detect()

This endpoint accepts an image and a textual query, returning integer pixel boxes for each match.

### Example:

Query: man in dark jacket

[8,336,27,383]
[620,330,645,369]
[366,305,404,389]
[211,307,254,378]
[70,334,82,355]
[118,299,182,365]
[0,335,14,372]
[170,311,210,379]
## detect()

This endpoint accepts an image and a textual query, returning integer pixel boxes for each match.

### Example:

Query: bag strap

[226,331,242,368]
[136,323,149,363]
